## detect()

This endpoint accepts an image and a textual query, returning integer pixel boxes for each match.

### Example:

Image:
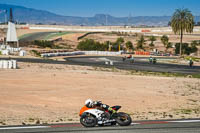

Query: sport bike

[79,105,132,127]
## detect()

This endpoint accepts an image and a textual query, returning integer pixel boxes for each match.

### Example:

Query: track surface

[67,56,200,74]
[0,119,200,133]
[0,56,199,74]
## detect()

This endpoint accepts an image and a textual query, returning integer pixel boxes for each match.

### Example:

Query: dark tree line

[77,38,134,52]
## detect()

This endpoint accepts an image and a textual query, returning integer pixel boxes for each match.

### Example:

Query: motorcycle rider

[130,55,134,63]
[149,56,153,63]
[189,58,194,67]
[122,56,126,62]
[85,99,116,115]
[153,57,157,64]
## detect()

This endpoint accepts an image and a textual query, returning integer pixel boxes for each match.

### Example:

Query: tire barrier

[19,50,26,56]
[105,61,114,65]
[41,51,122,57]
[134,51,150,55]
[41,51,85,57]
[0,45,22,55]
[0,60,17,69]
[1,50,9,55]
[84,51,121,56]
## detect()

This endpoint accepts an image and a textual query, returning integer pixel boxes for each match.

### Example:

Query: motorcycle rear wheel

[115,112,132,126]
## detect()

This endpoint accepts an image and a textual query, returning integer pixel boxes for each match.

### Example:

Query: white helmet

[85,99,93,108]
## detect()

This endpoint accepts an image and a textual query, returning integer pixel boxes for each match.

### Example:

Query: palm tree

[116,37,125,51]
[125,41,134,52]
[171,8,194,55]
[149,36,156,47]
[161,35,169,46]
[136,35,146,50]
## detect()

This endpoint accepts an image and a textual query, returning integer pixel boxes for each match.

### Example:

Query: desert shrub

[77,37,127,51]
[77,39,109,51]
[175,43,198,55]
[136,35,146,50]
[34,40,52,48]
[34,40,62,49]
[125,41,134,51]
[30,50,41,57]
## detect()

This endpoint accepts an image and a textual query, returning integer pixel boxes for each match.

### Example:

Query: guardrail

[77,32,106,40]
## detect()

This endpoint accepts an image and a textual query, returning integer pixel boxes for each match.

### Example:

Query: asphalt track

[0,119,200,133]
[0,56,200,74]
[65,56,200,74]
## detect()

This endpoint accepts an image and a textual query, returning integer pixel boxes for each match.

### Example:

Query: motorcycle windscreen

[111,106,121,111]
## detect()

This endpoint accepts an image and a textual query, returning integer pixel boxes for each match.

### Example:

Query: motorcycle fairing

[82,108,104,118]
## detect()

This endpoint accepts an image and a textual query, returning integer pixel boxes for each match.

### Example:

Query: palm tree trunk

[180,27,183,55]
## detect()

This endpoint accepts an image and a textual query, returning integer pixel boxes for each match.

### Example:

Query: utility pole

[4,10,7,24]
[105,14,108,26]
[128,13,132,26]
[10,8,13,22]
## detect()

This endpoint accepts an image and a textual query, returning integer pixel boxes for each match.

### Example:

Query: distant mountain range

[0,4,200,26]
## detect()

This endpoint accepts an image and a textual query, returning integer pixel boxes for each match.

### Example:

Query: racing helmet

[85,99,93,108]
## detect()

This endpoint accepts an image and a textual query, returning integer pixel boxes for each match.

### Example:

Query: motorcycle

[79,105,132,127]
[153,58,157,64]
[189,60,193,67]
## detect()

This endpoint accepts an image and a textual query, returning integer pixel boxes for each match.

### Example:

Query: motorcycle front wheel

[80,114,97,127]
[115,112,132,126]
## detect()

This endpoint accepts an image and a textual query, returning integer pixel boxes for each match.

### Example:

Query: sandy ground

[0,62,200,126]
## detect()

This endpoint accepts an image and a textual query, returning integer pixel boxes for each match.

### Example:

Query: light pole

[4,10,7,24]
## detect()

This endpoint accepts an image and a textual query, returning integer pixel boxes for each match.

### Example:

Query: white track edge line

[0,126,50,130]
[131,123,140,125]
[1,120,200,130]
[168,120,200,123]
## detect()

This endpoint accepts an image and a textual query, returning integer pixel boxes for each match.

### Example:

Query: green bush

[30,50,41,57]
[175,43,198,55]
[77,38,128,51]
[125,41,134,51]
[34,40,62,49]
[77,39,109,51]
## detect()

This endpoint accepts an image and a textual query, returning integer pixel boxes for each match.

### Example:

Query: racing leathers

[92,101,116,114]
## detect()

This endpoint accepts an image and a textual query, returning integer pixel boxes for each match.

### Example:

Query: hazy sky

[0,0,200,17]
